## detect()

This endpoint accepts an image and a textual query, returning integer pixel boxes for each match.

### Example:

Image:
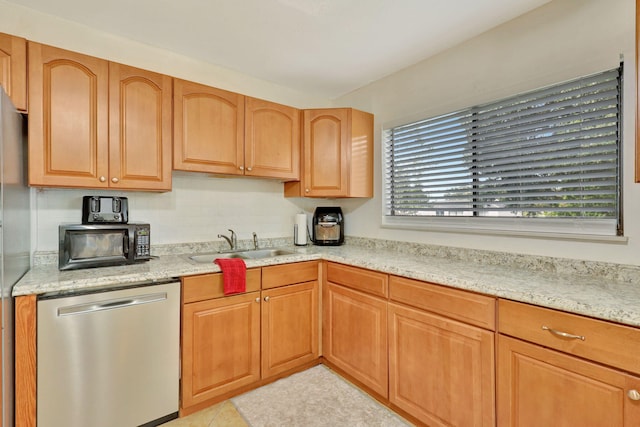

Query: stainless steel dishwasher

[37,279,180,427]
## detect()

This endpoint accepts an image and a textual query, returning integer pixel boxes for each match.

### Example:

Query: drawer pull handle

[628,390,640,401]
[542,326,585,341]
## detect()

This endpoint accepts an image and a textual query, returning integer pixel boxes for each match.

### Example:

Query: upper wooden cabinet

[0,32,27,111]
[28,43,110,189]
[108,63,172,190]
[173,79,245,175]
[174,80,300,180]
[28,43,172,190]
[245,97,300,180]
[285,108,373,198]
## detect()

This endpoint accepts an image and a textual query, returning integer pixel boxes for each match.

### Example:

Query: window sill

[381,216,628,244]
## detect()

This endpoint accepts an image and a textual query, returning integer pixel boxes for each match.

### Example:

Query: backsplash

[33,172,305,252]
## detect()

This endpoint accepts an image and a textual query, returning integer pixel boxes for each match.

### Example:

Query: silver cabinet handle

[541,325,585,341]
[264,296,270,302]
[255,297,260,303]
[239,166,244,171]
[111,177,119,183]
[628,390,640,401]
[99,176,106,182]
[247,167,252,171]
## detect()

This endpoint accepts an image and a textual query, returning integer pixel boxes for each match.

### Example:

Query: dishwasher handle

[57,292,168,317]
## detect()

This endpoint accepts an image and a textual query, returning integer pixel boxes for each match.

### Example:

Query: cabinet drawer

[182,268,261,303]
[499,299,640,375]
[261,261,318,289]
[390,276,496,330]
[326,262,388,298]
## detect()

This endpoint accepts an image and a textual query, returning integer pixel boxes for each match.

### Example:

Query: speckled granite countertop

[13,238,640,328]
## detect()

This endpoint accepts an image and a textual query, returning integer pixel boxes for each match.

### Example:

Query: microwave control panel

[135,227,151,258]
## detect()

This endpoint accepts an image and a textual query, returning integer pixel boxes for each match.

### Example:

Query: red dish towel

[214,258,247,295]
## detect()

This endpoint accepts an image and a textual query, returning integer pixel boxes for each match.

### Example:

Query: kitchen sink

[186,248,295,264]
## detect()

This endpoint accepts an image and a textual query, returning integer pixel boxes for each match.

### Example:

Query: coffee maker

[312,207,344,246]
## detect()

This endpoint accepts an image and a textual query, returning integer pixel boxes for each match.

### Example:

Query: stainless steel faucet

[252,232,258,250]
[218,229,237,251]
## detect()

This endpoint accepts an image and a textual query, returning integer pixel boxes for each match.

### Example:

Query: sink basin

[186,248,295,264]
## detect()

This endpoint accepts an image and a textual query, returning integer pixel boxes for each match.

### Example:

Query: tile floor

[161,366,412,427]
[161,400,248,427]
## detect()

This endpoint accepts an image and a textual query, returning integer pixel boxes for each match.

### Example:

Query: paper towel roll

[294,213,307,246]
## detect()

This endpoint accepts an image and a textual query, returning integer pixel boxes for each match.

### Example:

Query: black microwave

[59,223,151,270]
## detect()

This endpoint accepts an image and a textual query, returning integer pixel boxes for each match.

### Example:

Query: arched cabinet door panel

[173,79,245,175]
[29,43,172,191]
[0,32,27,111]
[285,108,373,198]
[28,42,109,188]
[109,63,172,191]
[245,97,300,180]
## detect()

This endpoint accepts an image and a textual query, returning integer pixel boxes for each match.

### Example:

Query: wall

[335,0,640,265]
[4,0,640,265]
[0,0,332,252]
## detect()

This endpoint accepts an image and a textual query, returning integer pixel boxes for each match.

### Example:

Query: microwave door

[64,230,128,269]
[123,232,129,257]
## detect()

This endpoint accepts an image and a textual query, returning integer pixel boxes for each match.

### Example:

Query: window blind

[384,66,622,235]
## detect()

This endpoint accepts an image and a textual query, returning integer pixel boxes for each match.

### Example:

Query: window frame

[382,66,624,239]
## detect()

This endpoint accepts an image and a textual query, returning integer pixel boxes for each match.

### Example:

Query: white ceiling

[7,0,551,98]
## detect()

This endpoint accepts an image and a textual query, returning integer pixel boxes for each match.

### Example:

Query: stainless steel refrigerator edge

[0,87,31,427]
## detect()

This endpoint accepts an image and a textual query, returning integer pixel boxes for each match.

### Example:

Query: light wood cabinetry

[180,270,262,411]
[388,276,496,426]
[181,291,261,410]
[498,335,640,426]
[15,295,36,427]
[28,43,172,190]
[245,97,300,180]
[174,80,300,180]
[0,32,27,111]
[108,63,172,190]
[285,108,373,198]
[181,262,319,413]
[323,262,388,397]
[498,299,640,426]
[173,79,245,175]
[28,43,109,189]
[261,261,319,378]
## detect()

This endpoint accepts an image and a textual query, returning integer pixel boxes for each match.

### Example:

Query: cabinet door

[261,281,318,378]
[323,282,388,397]
[302,109,349,197]
[109,63,172,190]
[498,335,640,427]
[181,292,260,410]
[0,32,27,111]
[389,302,495,427]
[173,79,244,175]
[245,97,300,180]
[28,42,109,188]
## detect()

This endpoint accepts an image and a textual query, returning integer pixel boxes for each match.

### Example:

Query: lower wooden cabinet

[181,291,261,409]
[323,282,388,397]
[388,302,495,427]
[180,262,320,413]
[498,335,640,426]
[261,281,318,378]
